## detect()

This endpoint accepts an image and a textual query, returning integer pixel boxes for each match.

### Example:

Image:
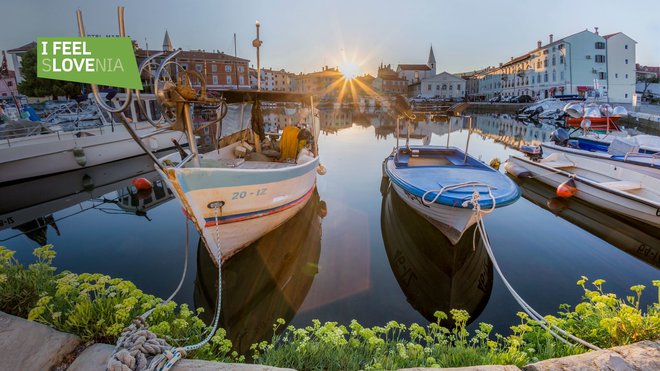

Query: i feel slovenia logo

[37,37,142,89]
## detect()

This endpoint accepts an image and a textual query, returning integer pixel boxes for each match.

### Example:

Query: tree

[17,47,81,99]
[638,75,659,101]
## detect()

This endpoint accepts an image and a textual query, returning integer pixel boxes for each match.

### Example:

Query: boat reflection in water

[513,177,660,268]
[380,183,493,326]
[0,154,173,244]
[194,190,325,354]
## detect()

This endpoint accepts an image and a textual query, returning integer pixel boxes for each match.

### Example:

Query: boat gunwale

[509,154,660,209]
[541,142,660,169]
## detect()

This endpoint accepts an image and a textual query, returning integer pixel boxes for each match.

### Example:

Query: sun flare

[339,62,361,80]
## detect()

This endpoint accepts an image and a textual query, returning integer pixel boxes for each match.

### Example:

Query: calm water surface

[1,111,658,352]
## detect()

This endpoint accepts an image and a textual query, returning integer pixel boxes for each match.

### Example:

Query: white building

[419,72,465,99]
[259,68,296,92]
[605,32,636,103]
[397,46,436,84]
[477,29,636,103]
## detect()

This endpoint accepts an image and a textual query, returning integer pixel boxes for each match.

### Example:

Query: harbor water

[1,111,658,353]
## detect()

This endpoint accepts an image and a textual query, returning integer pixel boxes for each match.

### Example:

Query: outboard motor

[550,128,569,146]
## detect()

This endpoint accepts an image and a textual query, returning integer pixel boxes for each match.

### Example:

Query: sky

[1,0,659,76]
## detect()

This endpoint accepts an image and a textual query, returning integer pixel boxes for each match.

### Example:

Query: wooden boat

[194,190,323,353]
[506,152,660,228]
[512,177,660,268]
[383,115,520,244]
[380,184,493,324]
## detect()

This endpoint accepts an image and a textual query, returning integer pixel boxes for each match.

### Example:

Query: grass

[1,245,658,370]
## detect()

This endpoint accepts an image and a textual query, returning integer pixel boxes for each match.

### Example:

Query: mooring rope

[468,191,601,351]
[107,205,225,370]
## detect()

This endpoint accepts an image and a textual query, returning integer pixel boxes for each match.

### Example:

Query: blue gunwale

[385,146,520,209]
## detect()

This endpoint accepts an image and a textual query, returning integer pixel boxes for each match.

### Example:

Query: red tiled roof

[136,49,249,62]
[8,41,36,54]
[398,64,431,71]
[603,32,622,39]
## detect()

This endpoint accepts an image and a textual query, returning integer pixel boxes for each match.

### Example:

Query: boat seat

[540,160,574,168]
[598,180,642,191]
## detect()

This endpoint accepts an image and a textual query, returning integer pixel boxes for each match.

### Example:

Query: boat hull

[390,182,480,244]
[508,155,660,228]
[0,123,187,184]
[159,156,319,265]
[565,116,620,131]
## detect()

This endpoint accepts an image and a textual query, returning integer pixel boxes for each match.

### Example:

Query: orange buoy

[556,177,577,198]
[132,177,153,192]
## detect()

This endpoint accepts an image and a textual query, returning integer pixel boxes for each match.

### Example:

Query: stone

[68,343,294,371]
[0,311,81,371]
[400,367,520,371]
[523,340,660,371]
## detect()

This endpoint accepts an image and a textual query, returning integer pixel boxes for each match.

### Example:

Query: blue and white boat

[383,121,521,244]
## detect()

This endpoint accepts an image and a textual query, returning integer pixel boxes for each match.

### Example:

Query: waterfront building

[0,70,18,98]
[259,68,296,92]
[417,72,466,99]
[373,63,407,95]
[135,31,251,90]
[293,66,343,98]
[396,46,436,84]
[636,64,660,79]
[457,68,492,101]
[6,41,36,85]
[477,29,636,103]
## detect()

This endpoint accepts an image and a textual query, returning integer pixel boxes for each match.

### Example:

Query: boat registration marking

[231,188,267,200]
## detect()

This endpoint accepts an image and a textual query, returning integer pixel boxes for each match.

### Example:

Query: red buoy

[132,177,153,192]
[556,177,577,198]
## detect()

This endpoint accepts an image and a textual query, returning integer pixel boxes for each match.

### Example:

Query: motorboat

[506,152,660,228]
[380,184,493,324]
[382,115,520,244]
[562,101,625,131]
[517,98,566,120]
[0,94,187,184]
[541,129,659,178]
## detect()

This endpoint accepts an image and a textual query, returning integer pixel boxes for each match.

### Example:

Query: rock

[523,340,660,371]
[400,367,520,371]
[0,311,81,371]
[68,343,294,370]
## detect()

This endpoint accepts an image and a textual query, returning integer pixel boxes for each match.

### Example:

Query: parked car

[489,96,501,103]
[517,95,534,103]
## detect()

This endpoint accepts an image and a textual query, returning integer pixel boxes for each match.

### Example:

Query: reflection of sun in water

[339,62,361,80]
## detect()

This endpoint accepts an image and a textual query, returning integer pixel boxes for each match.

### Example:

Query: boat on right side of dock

[506,152,660,228]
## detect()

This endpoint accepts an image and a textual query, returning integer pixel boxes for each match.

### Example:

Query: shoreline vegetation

[1,245,658,370]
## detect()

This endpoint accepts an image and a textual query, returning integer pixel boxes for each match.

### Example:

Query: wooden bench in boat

[598,180,642,191]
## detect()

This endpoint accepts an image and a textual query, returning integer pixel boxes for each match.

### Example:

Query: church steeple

[162,30,173,51]
[427,45,436,72]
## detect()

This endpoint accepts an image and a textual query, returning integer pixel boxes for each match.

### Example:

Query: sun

[339,62,361,80]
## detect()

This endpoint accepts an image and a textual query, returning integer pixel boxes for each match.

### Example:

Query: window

[195,64,203,73]
[559,55,564,64]
[625,74,628,79]
[560,71,564,80]
[7,81,12,87]
[552,70,556,82]
[239,76,245,85]
[226,76,232,85]
[457,85,461,91]
[625,44,628,49]
[544,58,548,67]
[625,59,629,64]
[532,76,535,84]
[595,42,605,49]
[552,55,556,66]
[212,75,218,85]
[449,85,453,90]
[625,93,628,98]
[436,84,440,91]
[598,72,606,80]
[615,73,618,78]
[595,55,605,63]
[427,84,431,90]
[225,65,232,72]
[211,64,217,72]
[544,72,548,82]
[441,84,447,90]
[558,44,564,50]
[181,63,188,70]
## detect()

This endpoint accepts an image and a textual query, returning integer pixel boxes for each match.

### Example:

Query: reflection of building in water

[380,185,493,325]
[471,114,554,149]
[372,115,466,140]
[194,191,324,354]
[319,109,353,134]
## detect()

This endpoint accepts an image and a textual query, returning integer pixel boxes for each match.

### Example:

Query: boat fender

[316,164,327,175]
[489,158,501,170]
[504,162,532,178]
[132,177,153,192]
[556,177,577,198]
[73,147,87,166]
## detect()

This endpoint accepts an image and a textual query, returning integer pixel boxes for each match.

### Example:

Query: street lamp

[252,20,263,91]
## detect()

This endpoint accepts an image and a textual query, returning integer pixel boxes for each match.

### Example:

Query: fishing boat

[0,94,187,184]
[382,114,520,244]
[562,101,626,132]
[506,152,660,228]
[380,184,493,324]
[541,130,659,178]
[565,116,620,131]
